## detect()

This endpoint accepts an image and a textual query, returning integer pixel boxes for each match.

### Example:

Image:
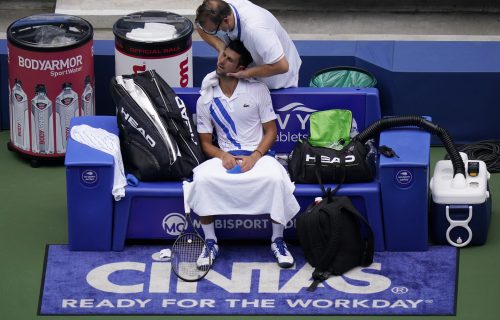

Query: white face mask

[215,30,228,39]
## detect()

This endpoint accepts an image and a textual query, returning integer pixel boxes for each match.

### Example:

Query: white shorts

[185,156,300,225]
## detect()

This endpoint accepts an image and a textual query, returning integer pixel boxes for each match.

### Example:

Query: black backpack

[110,70,204,181]
[296,188,375,292]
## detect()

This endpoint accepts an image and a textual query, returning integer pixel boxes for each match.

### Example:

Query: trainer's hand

[227,69,251,79]
[220,152,238,170]
[239,152,260,172]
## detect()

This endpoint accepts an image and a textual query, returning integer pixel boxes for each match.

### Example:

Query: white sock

[271,222,285,242]
[201,222,217,242]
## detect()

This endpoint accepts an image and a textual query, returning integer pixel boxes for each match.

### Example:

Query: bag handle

[312,148,346,198]
[344,201,375,266]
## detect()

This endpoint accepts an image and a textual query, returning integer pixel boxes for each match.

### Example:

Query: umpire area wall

[2,40,500,144]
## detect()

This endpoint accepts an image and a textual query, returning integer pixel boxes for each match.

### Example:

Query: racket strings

[172,233,209,281]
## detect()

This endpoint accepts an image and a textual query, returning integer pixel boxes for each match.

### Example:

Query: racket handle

[182,181,192,214]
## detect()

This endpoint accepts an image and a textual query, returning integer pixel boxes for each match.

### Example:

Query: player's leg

[197,215,219,268]
[270,219,294,268]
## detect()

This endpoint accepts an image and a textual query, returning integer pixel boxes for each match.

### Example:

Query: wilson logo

[179,57,189,88]
[133,64,147,74]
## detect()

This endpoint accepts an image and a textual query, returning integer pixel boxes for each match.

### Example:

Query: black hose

[446,140,500,173]
[354,116,465,177]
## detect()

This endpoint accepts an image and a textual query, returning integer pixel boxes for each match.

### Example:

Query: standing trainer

[195,0,302,89]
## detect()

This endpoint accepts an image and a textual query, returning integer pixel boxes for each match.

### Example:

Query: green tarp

[310,67,377,88]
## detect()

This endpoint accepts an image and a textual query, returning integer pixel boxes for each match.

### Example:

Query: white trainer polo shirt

[220,0,302,89]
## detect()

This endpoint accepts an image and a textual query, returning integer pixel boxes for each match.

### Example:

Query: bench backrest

[176,87,381,153]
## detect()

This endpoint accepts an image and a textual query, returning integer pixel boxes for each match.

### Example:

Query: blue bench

[65,87,430,252]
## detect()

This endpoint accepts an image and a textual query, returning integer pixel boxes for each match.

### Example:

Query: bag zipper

[149,70,201,166]
[131,79,179,165]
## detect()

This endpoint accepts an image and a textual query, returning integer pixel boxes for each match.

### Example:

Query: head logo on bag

[111,69,204,181]
[119,108,156,147]
[305,153,356,164]
[174,96,197,145]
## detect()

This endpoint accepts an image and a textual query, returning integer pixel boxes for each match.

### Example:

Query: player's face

[216,47,242,76]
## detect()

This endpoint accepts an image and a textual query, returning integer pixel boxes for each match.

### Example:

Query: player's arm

[228,55,289,80]
[240,120,277,172]
[199,133,238,169]
[256,120,277,156]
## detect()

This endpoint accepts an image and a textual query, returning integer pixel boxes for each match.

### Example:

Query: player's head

[216,40,253,76]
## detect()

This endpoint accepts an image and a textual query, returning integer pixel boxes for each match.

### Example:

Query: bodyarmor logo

[120,108,156,147]
[306,154,356,164]
[18,55,83,71]
[162,213,186,236]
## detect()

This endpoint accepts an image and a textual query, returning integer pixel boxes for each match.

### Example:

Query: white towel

[186,156,300,225]
[70,124,127,201]
[200,71,219,104]
[126,23,177,42]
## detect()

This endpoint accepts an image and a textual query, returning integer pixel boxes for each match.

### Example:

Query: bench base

[111,181,385,252]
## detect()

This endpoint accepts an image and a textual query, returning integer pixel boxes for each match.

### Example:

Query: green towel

[308,109,352,150]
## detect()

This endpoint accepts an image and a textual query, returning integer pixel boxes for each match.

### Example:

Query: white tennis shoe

[196,239,219,268]
[271,237,294,268]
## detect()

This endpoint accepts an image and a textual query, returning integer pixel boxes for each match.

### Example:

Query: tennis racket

[171,181,211,282]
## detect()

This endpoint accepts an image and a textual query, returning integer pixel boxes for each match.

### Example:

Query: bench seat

[65,87,430,252]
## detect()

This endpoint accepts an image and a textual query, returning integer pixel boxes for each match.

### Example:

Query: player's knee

[264,173,282,186]
[193,171,213,188]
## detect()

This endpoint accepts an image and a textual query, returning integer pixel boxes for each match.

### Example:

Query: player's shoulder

[244,78,270,94]
[196,95,210,111]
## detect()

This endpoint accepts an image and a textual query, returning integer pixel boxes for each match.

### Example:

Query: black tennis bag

[288,139,375,184]
[297,189,374,292]
[110,70,204,181]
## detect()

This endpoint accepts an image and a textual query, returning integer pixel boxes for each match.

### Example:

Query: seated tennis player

[186,40,300,269]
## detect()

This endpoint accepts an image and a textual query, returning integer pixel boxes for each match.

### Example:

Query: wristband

[253,150,264,157]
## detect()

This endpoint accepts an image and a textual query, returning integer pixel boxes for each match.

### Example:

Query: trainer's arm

[197,28,226,55]
[227,56,289,80]
[240,120,277,172]
[199,133,238,169]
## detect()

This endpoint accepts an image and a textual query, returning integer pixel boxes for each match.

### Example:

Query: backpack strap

[308,270,331,292]
[338,197,375,266]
